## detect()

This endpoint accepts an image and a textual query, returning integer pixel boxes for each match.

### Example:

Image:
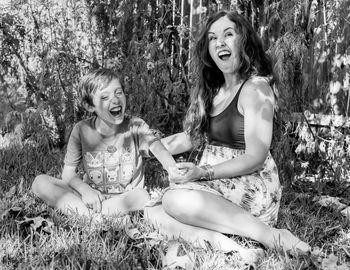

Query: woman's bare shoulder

[241,76,273,98]
[239,76,275,109]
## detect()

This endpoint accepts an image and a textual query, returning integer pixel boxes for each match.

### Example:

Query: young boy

[32,68,177,217]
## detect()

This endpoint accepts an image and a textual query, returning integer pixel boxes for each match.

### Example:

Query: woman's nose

[216,38,225,47]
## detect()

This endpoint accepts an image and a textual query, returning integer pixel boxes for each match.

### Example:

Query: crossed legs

[31,174,150,217]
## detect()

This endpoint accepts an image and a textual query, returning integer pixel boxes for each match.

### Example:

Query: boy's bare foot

[225,248,264,268]
[240,248,265,266]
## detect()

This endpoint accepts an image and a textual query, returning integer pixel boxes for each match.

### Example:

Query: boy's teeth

[110,107,122,116]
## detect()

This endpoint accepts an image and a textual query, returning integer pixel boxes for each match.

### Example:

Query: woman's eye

[225,32,234,37]
[209,36,216,41]
[101,96,109,100]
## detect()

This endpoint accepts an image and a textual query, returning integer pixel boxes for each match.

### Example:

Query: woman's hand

[168,162,205,183]
[79,185,104,213]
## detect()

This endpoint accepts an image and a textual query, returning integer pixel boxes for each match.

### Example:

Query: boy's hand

[80,185,103,213]
[168,162,204,183]
[168,166,186,182]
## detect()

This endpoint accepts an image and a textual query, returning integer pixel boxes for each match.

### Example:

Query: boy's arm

[62,165,103,213]
[149,140,177,172]
[160,132,193,155]
[62,165,90,193]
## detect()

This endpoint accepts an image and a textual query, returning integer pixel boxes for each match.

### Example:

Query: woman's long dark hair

[184,10,276,146]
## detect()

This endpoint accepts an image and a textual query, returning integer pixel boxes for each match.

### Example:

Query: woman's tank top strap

[233,78,249,104]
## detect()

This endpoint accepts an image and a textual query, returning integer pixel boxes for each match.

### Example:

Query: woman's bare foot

[271,228,311,254]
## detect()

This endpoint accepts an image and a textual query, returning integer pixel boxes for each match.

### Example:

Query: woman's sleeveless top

[208,80,247,149]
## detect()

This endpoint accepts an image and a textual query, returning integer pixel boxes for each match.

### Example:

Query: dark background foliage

[0,0,349,194]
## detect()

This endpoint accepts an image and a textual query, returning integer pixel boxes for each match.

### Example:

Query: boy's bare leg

[33,176,150,217]
[144,204,264,264]
[101,188,150,216]
[31,174,90,215]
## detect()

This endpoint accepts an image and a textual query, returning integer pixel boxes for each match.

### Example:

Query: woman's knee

[162,189,205,219]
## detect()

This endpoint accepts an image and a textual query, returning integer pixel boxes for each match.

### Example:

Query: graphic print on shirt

[88,170,103,184]
[120,147,135,185]
[84,146,136,192]
[105,167,119,182]
[85,152,104,184]
[85,152,103,167]
[104,151,119,166]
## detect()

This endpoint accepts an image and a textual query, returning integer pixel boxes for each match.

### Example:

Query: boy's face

[88,78,126,125]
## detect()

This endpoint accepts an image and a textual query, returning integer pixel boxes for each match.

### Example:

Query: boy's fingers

[95,200,102,213]
[94,193,102,212]
[98,192,104,202]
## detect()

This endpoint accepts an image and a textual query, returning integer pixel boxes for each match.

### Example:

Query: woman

[145,10,310,262]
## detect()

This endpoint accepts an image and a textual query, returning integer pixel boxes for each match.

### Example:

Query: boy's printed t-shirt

[64,115,158,195]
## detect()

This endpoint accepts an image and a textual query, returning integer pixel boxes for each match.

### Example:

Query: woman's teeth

[218,51,231,60]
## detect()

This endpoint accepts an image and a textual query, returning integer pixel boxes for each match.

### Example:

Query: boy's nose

[111,95,121,103]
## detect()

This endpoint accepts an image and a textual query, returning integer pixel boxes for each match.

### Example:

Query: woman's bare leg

[162,189,311,253]
[144,204,264,263]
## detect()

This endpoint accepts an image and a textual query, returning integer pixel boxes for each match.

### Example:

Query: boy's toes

[241,248,265,266]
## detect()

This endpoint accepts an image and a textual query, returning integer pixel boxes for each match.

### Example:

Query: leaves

[311,248,349,270]
[16,215,54,234]
[161,240,195,270]
[314,195,350,221]
[321,253,349,270]
[4,177,24,198]
[0,206,23,221]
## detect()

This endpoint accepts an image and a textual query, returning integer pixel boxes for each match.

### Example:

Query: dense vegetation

[0,0,349,269]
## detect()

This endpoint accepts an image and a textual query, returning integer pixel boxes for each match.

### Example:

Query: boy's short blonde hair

[79,68,123,107]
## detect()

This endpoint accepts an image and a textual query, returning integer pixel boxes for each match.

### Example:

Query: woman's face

[208,15,241,75]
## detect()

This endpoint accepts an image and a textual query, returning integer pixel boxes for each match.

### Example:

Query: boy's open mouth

[110,106,122,117]
[218,50,231,61]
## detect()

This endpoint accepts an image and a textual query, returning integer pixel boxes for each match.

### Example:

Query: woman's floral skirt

[169,144,282,226]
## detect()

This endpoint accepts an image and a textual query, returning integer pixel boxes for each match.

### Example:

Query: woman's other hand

[168,162,205,183]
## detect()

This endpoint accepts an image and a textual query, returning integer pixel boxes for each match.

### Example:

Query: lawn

[0,141,349,270]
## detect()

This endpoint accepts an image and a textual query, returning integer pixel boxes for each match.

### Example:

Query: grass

[0,140,349,270]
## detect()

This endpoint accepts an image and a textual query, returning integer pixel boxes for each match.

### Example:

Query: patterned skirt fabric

[169,144,282,226]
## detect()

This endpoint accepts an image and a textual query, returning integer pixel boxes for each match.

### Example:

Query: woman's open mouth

[218,50,231,61]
